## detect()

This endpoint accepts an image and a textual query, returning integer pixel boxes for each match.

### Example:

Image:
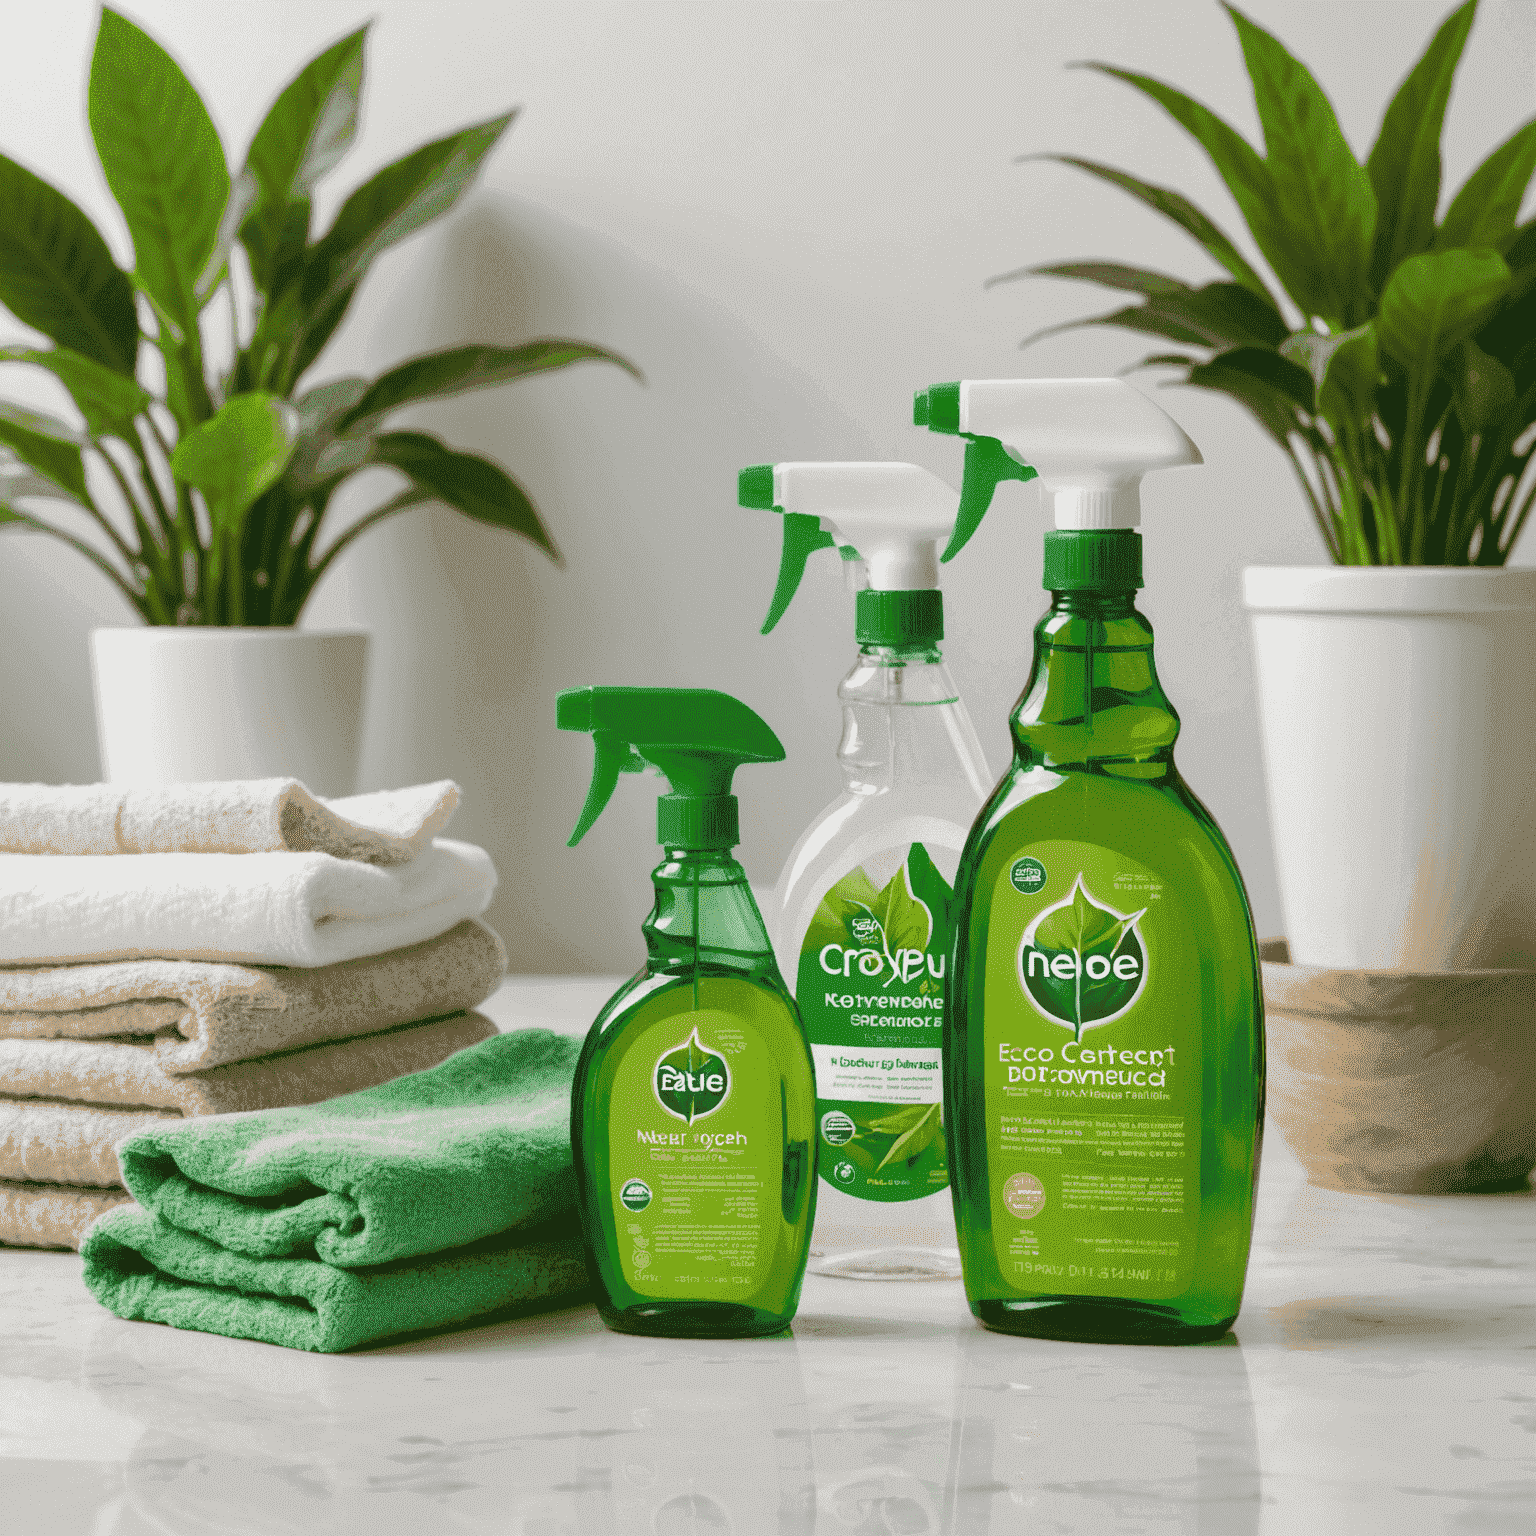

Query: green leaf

[1224,4,1378,325]
[1073,63,1299,310]
[1377,248,1511,393]
[654,1029,729,1125]
[859,1103,934,1136]
[1435,117,1536,254]
[991,260,1192,297]
[369,430,556,557]
[300,114,514,318]
[1027,155,1275,301]
[0,404,89,502]
[337,340,641,431]
[903,843,953,944]
[1182,346,1314,446]
[1280,323,1379,434]
[1028,281,1285,353]
[0,346,150,438]
[240,26,368,294]
[171,393,297,527]
[804,864,883,953]
[875,1104,942,1171]
[0,153,138,372]
[1023,876,1147,1038]
[88,9,229,335]
[1453,338,1516,435]
[871,863,933,960]
[1365,0,1477,286]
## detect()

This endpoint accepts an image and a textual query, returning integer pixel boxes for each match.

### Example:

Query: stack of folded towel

[0,778,507,1250]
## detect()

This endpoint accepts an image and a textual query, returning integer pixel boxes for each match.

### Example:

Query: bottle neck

[1011,588,1179,780]
[837,640,992,799]
[642,847,779,986]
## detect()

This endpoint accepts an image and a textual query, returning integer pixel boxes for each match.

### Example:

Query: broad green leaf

[1023,877,1146,1038]
[89,9,229,335]
[876,1104,942,1171]
[337,340,641,432]
[871,863,933,960]
[0,153,137,373]
[804,864,882,952]
[903,843,953,947]
[654,1029,729,1125]
[1453,339,1516,435]
[1027,282,1285,352]
[1074,63,1298,310]
[286,375,369,488]
[1280,323,1379,433]
[860,1103,934,1136]
[1224,4,1378,325]
[369,429,556,557]
[1377,249,1511,392]
[241,27,368,294]
[300,114,514,317]
[992,260,1192,298]
[0,346,150,438]
[1182,346,1314,446]
[1505,223,1536,270]
[171,392,297,528]
[1027,155,1274,300]
[1435,117,1536,254]
[0,404,89,501]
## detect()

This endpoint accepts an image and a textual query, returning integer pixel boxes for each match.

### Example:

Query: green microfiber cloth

[80,1029,593,1351]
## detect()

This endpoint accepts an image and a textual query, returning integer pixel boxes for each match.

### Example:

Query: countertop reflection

[3,977,1532,1534]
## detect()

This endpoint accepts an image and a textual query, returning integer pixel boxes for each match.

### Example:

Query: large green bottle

[559,686,817,1338]
[916,379,1264,1344]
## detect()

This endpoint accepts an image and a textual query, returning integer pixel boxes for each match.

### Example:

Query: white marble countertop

[3,976,1533,1534]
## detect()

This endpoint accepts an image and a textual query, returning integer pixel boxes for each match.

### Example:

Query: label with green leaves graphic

[982,842,1201,1299]
[797,843,952,1203]
[606,1007,781,1297]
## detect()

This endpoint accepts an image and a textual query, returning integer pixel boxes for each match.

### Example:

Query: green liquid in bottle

[572,849,818,1338]
[945,587,1264,1344]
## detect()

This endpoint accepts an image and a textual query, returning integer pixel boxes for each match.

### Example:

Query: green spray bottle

[560,686,817,1338]
[739,461,998,1281]
[914,378,1264,1344]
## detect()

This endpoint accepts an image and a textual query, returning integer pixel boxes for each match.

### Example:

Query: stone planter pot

[91,628,368,798]
[1262,939,1536,1193]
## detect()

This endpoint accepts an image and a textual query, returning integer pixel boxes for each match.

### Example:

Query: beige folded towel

[0,1180,130,1249]
[0,1010,498,1188]
[0,779,459,863]
[0,919,505,1071]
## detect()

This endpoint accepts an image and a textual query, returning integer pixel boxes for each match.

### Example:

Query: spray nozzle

[739,462,960,642]
[916,380,1200,571]
[557,686,785,849]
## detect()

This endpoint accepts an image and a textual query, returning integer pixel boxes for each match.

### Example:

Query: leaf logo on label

[1018,875,1147,1038]
[653,1027,731,1123]
[802,845,950,988]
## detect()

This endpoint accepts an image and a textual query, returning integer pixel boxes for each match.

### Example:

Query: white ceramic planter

[1243,567,1536,971]
[91,628,369,798]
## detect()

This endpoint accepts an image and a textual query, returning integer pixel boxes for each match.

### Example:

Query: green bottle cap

[1042,530,1143,592]
[557,686,785,849]
[855,589,944,646]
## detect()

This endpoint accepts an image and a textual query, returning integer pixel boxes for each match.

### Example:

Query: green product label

[606,1008,782,1297]
[796,842,951,1204]
[981,843,1200,1300]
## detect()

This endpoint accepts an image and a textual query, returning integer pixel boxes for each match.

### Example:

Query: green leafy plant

[1002,0,1535,565]
[0,10,635,624]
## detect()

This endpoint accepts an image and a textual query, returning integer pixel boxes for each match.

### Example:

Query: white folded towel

[0,838,495,967]
[0,779,459,863]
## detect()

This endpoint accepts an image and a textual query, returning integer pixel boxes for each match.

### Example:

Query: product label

[796,843,951,1203]
[981,842,1201,1299]
[606,1007,783,1297]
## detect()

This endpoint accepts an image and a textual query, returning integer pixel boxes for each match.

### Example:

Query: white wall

[1,1,1531,971]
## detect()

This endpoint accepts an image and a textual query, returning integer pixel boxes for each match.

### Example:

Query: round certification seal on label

[820,1110,856,1146]
[620,1178,653,1212]
[1010,857,1047,894]
[1002,1171,1046,1219]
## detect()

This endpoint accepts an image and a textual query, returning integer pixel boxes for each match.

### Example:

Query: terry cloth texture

[0,1013,497,1186]
[0,838,495,967]
[0,779,459,863]
[111,1029,581,1266]
[82,1207,587,1352]
[0,1180,130,1249]
[0,919,506,1071]
[0,1010,498,1116]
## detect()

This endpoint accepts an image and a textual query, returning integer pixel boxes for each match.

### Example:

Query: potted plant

[0,10,635,794]
[1003,0,1534,971]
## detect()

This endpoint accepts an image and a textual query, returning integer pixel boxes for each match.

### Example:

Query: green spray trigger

[764,512,837,633]
[557,686,785,849]
[942,438,1037,563]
